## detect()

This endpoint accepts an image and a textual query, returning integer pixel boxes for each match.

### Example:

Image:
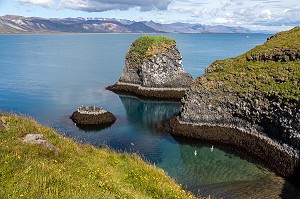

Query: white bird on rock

[211,145,214,152]
[194,150,197,156]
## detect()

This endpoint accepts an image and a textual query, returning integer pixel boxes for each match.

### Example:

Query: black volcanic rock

[70,106,116,127]
[159,27,300,182]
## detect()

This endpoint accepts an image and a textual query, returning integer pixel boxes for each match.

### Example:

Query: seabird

[194,150,197,156]
[211,145,214,152]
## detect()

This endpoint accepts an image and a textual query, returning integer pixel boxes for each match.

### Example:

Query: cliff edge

[107,36,193,101]
[161,27,300,181]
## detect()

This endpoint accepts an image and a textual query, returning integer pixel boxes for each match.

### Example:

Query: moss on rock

[203,27,300,103]
[127,36,176,67]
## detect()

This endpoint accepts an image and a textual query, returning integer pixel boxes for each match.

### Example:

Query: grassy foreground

[0,113,195,199]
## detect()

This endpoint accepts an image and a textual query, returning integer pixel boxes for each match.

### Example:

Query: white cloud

[17,0,54,8]
[58,0,172,12]
[13,0,300,31]
[166,0,300,30]
[260,9,272,20]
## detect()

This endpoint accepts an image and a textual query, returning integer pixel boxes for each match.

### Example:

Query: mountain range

[0,15,252,34]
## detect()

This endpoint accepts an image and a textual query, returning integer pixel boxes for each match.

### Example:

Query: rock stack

[107,36,193,101]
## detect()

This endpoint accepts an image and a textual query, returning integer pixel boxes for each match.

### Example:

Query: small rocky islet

[70,105,116,127]
[160,27,300,183]
[107,35,193,101]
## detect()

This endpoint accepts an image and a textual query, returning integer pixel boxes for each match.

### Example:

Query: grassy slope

[245,26,300,57]
[0,113,195,199]
[127,36,176,67]
[200,27,300,103]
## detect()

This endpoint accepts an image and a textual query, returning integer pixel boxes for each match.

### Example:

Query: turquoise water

[1,33,299,198]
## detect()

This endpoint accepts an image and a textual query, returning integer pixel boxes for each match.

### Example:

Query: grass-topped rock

[107,36,193,101]
[245,27,300,62]
[160,27,300,183]
[0,113,196,199]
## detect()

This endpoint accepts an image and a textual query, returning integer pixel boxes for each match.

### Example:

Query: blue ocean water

[0,33,299,198]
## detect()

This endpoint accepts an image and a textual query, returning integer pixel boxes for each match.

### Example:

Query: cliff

[161,27,300,180]
[107,36,193,100]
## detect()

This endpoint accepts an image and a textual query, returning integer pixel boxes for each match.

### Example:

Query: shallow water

[1,33,299,198]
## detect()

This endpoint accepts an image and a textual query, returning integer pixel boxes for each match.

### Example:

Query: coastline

[107,81,188,101]
[159,116,300,183]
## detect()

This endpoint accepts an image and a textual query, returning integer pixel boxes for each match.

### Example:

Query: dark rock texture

[107,83,187,101]
[159,27,300,182]
[70,106,116,127]
[179,82,300,149]
[246,48,300,62]
[107,36,193,101]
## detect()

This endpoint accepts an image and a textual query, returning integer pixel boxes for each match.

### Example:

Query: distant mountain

[144,21,250,33]
[0,15,252,34]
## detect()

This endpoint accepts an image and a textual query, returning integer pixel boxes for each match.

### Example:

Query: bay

[0,33,299,198]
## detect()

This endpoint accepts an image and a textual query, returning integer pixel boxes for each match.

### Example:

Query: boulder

[22,134,57,151]
[70,106,116,127]
[107,36,193,101]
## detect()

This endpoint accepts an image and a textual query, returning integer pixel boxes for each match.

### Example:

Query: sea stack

[70,106,116,127]
[160,27,300,182]
[107,36,193,101]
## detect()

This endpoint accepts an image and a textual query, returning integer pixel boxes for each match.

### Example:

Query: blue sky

[0,0,299,31]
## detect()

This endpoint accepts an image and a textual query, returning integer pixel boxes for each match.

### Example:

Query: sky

[0,0,299,32]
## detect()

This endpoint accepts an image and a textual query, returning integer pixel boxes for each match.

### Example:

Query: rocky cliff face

[180,79,300,148]
[108,36,193,100]
[119,36,192,88]
[162,27,300,180]
[179,27,300,146]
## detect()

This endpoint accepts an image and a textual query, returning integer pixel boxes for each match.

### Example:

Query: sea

[1,33,300,198]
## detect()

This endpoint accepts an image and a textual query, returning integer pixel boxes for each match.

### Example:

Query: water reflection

[119,95,181,129]
[117,94,300,198]
[164,136,300,198]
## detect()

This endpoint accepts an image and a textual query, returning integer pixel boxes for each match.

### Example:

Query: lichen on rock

[107,36,193,100]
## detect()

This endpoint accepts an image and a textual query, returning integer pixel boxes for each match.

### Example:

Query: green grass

[199,27,300,103]
[0,113,196,199]
[244,26,300,60]
[127,36,176,67]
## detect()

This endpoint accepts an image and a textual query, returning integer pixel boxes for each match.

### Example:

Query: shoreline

[106,81,188,101]
[158,116,300,185]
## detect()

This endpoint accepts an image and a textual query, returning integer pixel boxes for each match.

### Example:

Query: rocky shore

[70,106,116,127]
[160,27,300,182]
[107,36,193,101]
